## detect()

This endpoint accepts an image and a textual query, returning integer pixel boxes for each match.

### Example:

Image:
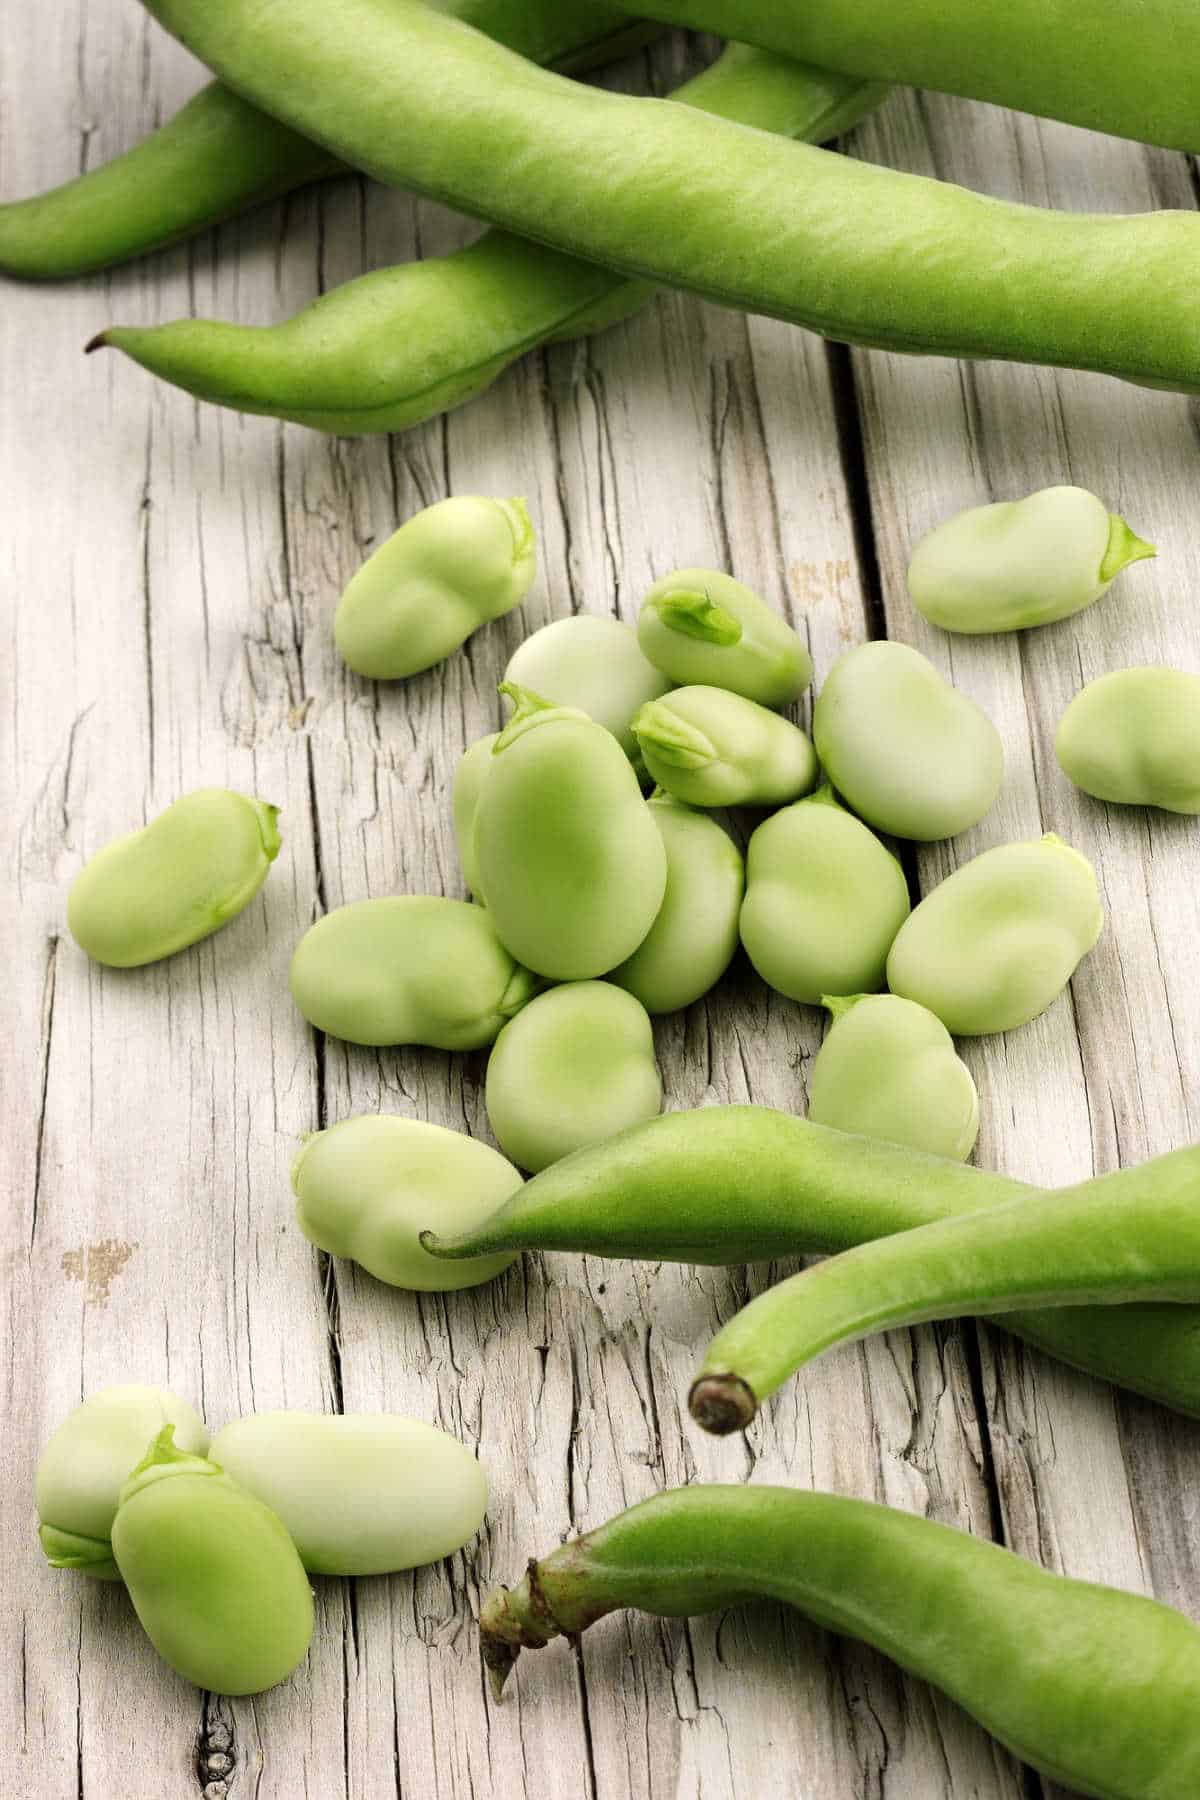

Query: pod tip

[688,1373,757,1436]
[84,330,111,355]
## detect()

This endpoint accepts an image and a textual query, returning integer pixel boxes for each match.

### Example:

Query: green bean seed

[292,1113,520,1290]
[473,685,667,979]
[808,994,979,1161]
[111,1427,313,1696]
[208,1411,488,1574]
[289,895,538,1048]
[907,486,1155,635]
[485,982,661,1172]
[37,1386,209,1580]
[812,641,1002,840]
[67,787,280,968]
[637,568,812,706]
[609,794,744,1013]
[633,685,817,808]
[504,615,672,761]
[739,786,910,1004]
[334,495,535,679]
[452,732,498,896]
[887,834,1103,1035]
[1056,667,1200,813]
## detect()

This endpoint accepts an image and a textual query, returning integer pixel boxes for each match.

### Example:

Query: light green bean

[504,616,671,761]
[637,568,811,706]
[1056,667,1200,813]
[609,794,744,1013]
[808,994,979,1161]
[633,685,817,808]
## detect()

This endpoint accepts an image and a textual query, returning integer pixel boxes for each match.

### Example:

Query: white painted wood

[3,9,1198,1798]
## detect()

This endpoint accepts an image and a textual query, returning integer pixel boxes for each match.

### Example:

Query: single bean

[485,982,661,1172]
[739,785,909,1004]
[110,1426,313,1696]
[1056,667,1200,813]
[419,1105,1200,1418]
[335,495,535,679]
[886,833,1103,1035]
[208,1411,488,1574]
[481,1485,1200,1800]
[633,685,817,808]
[36,1386,209,1581]
[812,641,1002,840]
[292,1112,520,1290]
[452,732,498,897]
[91,50,887,435]
[609,793,744,1013]
[808,993,979,1161]
[504,615,671,762]
[289,895,538,1048]
[637,567,811,706]
[907,486,1155,635]
[67,787,280,968]
[689,1136,1200,1436]
[139,0,1200,393]
[473,685,667,979]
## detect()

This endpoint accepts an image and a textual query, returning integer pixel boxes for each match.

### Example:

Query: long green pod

[421,1106,1200,1418]
[93,50,887,435]
[690,1139,1200,1434]
[0,5,656,280]
[136,0,1200,392]
[482,1487,1200,1800]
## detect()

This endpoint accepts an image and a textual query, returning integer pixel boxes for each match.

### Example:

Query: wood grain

[3,11,1198,1798]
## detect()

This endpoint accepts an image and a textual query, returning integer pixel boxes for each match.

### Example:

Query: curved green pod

[472,686,667,980]
[335,496,536,680]
[690,1136,1200,1436]
[292,1112,520,1291]
[886,834,1103,1036]
[632,685,817,808]
[907,487,1155,635]
[208,1411,488,1574]
[289,895,538,1048]
[504,616,672,761]
[452,732,499,897]
[420,1105,1200,1419]
[111,1427,313,1696]
[637,568,812,706]
[67,788,280,968]
[808,994,979,1161]
[485,982,661,1172]
[812,641,1003,840]
[739,786,910,1004]
[36,1386,209,1581]
[1056,667,1200,813]
[609,794,744,1013]
[482,1486,1200,1800]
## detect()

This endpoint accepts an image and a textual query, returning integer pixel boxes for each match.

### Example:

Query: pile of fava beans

[43,485,1200,1800]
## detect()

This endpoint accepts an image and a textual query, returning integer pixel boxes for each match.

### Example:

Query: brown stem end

[84,330,112,355]
[688,1372,758,1436]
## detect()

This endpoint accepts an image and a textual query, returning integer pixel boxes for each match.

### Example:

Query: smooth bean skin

[289,896,538,1048]
[739,787,909,1004]
[292,1113,520,1291]
[907,487,1154,635]
[808,994,979,1161]
[812,641,1002,840]
[637,568,812,706]
[111,1429,313,1695]
[140,0,1200,394]
[67,787,280,968]
[633,685,817,808]
[473,687,667,980]
[504,616,671,760]
[609,795,744,1013]
[335,496,535,679]
[886,833,1103,1035]
[482,1486,1200,1800]
[452,732,498,896]
[36,1386,209,1580]
[208,1412,488,1574]
[1056,667,1200,813]
[485,982,661,1172]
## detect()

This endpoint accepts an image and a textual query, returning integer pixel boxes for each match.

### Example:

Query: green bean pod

[1056,668,1200,813]
[482,1486,1200,1800]
[633,686,817,808]
[690,1136,1200,1435]
[637,568,812,706]
[609,794,744,1014]
[67,788,280,968]
[110,1427,314,1696]
[420,1105,1200,1418]
[808,993,979,1161]
[137,0,1200,393]
[504,616,672,761]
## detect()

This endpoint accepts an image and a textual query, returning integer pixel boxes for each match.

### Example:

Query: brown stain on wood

[61,1239,136,1305]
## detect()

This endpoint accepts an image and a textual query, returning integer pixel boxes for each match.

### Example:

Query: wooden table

[6,13,1200,1798]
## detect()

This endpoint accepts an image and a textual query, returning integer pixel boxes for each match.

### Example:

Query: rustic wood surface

[4,11,1200,1798]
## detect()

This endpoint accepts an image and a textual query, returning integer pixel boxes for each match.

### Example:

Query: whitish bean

[1055,667,1200,813]
[808,993,979,1161]
[504,615,672,760]
[633,684,817,808]
[637,568,811,706]
[610,793,744,1013]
